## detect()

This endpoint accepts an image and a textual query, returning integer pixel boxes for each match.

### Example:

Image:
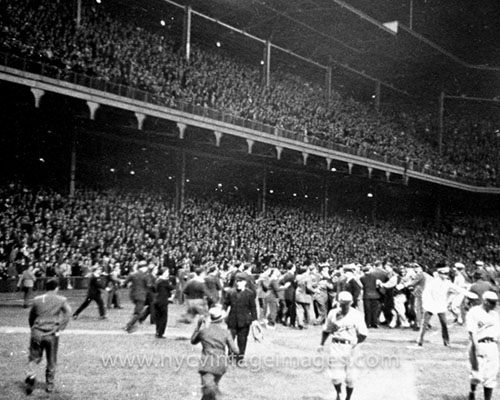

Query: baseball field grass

[0,289,497,400]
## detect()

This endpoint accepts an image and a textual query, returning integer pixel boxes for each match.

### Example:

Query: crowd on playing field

[1,0,499,184]
[175,258,499,332]
[1,183,499,331]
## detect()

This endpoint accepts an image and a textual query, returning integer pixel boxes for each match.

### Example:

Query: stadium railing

[0,51,495,188]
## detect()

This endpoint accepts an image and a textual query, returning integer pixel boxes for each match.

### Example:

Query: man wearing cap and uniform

[466,291,500,400]
[417,265,478,347]
[191,307,239,400]
[319,291,368,400]
[223,273,257,365]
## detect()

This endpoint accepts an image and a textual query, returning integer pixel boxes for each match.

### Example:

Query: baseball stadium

[1,1,500,399]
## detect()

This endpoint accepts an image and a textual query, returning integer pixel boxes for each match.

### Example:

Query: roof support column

[261,170,267,215]
[183,6,192,62]
[177,122,187,139]
[322,174,329,222]
[275,146,283,160]
[374,80,381,112]
[348,163,353,175]
[302,152,309,166]
[135,112,146,130]
[246,139,255,154]
[386,171,391,182]
[438,91,444,156]
[175,149,186,214]
[325,66,332,102]
[30,88,45,108]
[86,101,100,120]
[214,131,223,147]
[263,40,271,87]
[326,157,332,171]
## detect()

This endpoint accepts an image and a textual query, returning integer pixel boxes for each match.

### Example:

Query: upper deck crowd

[1,0,499,184]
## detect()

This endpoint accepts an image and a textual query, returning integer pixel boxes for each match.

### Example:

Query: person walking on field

[106,263,123,309]
[153,268,175,338]
[223,273,257,366]
[417,265,478,347]
[295,266,315,330]
[25,278,71,395]
[191,307,239,400]
[466,291,500,400]
[72,267,106,320]
[18,265,38,308]
[318,291,368,400]
[180,267,210,323]
[123,261,150,333]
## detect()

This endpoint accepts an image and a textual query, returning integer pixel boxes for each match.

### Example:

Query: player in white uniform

[466,291,500,400]
[319,291,368,400]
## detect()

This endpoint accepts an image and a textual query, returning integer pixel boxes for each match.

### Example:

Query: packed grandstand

[1,0,500,185]
[0,0,500,287]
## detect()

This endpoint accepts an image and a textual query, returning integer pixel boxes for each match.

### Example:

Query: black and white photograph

[1,0,500,399]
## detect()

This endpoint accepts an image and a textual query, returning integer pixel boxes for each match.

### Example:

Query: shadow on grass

[442,395,467,400]
[15,378,74,399]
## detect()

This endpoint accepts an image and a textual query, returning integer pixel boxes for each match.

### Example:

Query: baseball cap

[437,267,450,274]
[338,291,353,303]
[483,291,499,302]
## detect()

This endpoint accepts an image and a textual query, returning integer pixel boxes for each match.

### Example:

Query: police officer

[25,278,71,394]
[466,291,500,400]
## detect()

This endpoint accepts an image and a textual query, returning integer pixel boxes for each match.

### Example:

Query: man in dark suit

[73,267,106,320]
[280,263,297,327]
[223,273,257,366]
[342,265,361,309]
[360,264,382,328]
[137,263,157,325]
[153,268,175,338]
[123,261,149,333]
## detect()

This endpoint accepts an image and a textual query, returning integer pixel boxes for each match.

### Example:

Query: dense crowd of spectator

[0,0,499,184]
[1,182,499,286]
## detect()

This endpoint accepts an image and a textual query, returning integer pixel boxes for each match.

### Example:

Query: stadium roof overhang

[123,0,500,99]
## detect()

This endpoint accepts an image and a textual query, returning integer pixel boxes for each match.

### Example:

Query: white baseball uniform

[323,306,368,387]
[466,305,500,389]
